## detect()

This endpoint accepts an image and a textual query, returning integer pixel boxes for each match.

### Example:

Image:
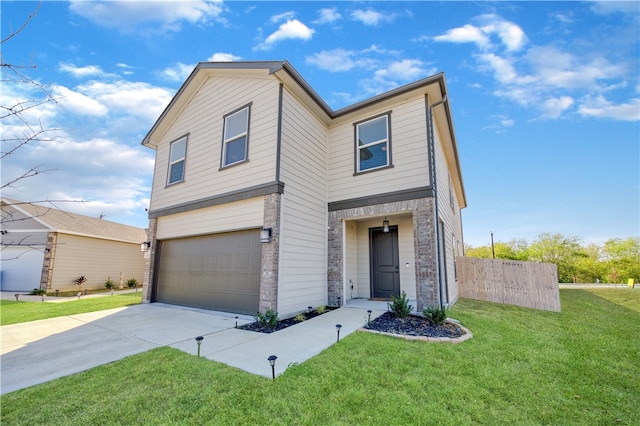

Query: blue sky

[1,1,638,247]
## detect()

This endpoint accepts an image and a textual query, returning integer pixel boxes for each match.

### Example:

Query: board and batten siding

[327,96,430,202]
[353,215,417,300]
[432,115,462,304]
[49,234,145,291]
[156,198,265,240]
[150,76,280,212]
[277,88,329,316]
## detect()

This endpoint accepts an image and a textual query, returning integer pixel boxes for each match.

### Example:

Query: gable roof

[141,60,466,208]
[1,198,147,243]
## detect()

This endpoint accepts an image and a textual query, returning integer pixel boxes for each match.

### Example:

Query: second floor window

[355,113,391,173]
[167,136,187,185]
[221,105,250,168]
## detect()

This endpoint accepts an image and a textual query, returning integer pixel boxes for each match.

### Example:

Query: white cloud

[270,11,296,24]
[578,96,640,121]
[316,7,341,24]
[68,0,224,32]
[433,15,526,52]
[306,49,357,72]
[539,96,575,119]
[58,62,112,79]
[433,24,491,49]
[208,52,242,62]
[374,59,430,82]
[76,80,173,122]
[351,9,391,26]
[52,85,108,116]
[590,1,640,15]
[258,19,314,50]
[159,62,195,82]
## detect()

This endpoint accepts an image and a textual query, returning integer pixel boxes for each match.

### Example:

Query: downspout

[428,95,448,307]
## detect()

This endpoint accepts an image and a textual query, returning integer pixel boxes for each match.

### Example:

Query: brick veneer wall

[327,197,440,311]
[259,193,281,313]
[141,217,158,304]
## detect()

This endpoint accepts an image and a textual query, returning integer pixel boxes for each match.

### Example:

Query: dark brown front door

[370,226,400,299]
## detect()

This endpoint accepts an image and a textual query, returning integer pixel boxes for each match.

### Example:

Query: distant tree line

[464,233,640,284]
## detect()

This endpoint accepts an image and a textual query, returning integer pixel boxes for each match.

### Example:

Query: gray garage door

[155,229,261,315]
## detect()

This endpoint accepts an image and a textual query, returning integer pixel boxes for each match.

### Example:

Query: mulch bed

[238,307,337,334]
[363,312,466,338]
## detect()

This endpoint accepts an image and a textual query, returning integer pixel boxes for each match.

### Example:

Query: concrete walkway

[1,301,386,394]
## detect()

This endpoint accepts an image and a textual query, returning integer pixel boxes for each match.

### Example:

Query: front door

[370,226,400,299]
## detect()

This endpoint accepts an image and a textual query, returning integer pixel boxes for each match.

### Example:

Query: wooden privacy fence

[456,257,561,312]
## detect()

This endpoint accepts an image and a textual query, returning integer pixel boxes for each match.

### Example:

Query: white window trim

[221,104,251,168]
[354,113,392,174]
[167,135,187,186]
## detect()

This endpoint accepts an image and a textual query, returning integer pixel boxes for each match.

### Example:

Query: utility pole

[491,231,495,259]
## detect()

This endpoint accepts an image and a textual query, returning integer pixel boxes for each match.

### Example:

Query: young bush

[295,313,306,322]
[104,278,116,290]
[316,305,327,314]
[126,278,138,289]
[390,291,413,318]
[29,288,46,296]
[423,305,448,324]
[255,308,279,329]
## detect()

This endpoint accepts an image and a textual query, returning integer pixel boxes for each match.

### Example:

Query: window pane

[169,138,186,163]
[358,116,387,146]
[225,108,248,140]
[359,142,388,171]
[225,136,247,165]
[168,160,184,184]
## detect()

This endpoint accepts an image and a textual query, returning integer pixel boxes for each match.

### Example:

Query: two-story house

[141,61,466,317]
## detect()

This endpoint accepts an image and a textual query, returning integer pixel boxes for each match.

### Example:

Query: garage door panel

[156,229,261,315]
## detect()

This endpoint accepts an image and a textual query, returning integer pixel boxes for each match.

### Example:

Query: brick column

[327,214,343,307]
[259,193,281,313]
[413,198,439,311]
[141,217,158,304]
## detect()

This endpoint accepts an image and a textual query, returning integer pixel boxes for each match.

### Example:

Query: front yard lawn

[1,288,638,425]
[0,292,142,325]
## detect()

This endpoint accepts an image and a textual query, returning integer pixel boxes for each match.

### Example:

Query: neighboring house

[141,61,466,317]
[0,198,147,292]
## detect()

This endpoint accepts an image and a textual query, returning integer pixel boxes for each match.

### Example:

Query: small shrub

[104,278,116,290]
[126,278,138,289]
[390,291,413,318]
[295,313,306,322]
[29,288,46,296]
[316,305,327,314]
[73,275,87,288]
[423,305,448,324]
[255,308,279,329]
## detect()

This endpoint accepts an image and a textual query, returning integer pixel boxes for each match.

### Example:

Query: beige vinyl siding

[50,234,145,291]
[150,76,280,212]
[156,197,264,240]
[433,118,461,304]
[277,88,329,316]
[328,96,430,202]
[354,215,416,300]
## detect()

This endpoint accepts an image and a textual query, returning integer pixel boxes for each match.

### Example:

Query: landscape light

[336,324,342,342]
[268,355,277,380]
[195,336,204,357]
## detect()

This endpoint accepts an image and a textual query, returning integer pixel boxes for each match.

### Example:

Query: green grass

[0,292,142,325]
[2,289,638,425]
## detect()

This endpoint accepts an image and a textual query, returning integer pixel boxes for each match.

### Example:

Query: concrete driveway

[1,302,385,394]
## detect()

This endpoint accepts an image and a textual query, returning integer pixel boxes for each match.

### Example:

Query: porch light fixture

[140,241,151,252]
[383,217,389,233]
[268,355,277,380]
[260,227,272,243]
[195,336,204,357]
[335,323,343,342]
